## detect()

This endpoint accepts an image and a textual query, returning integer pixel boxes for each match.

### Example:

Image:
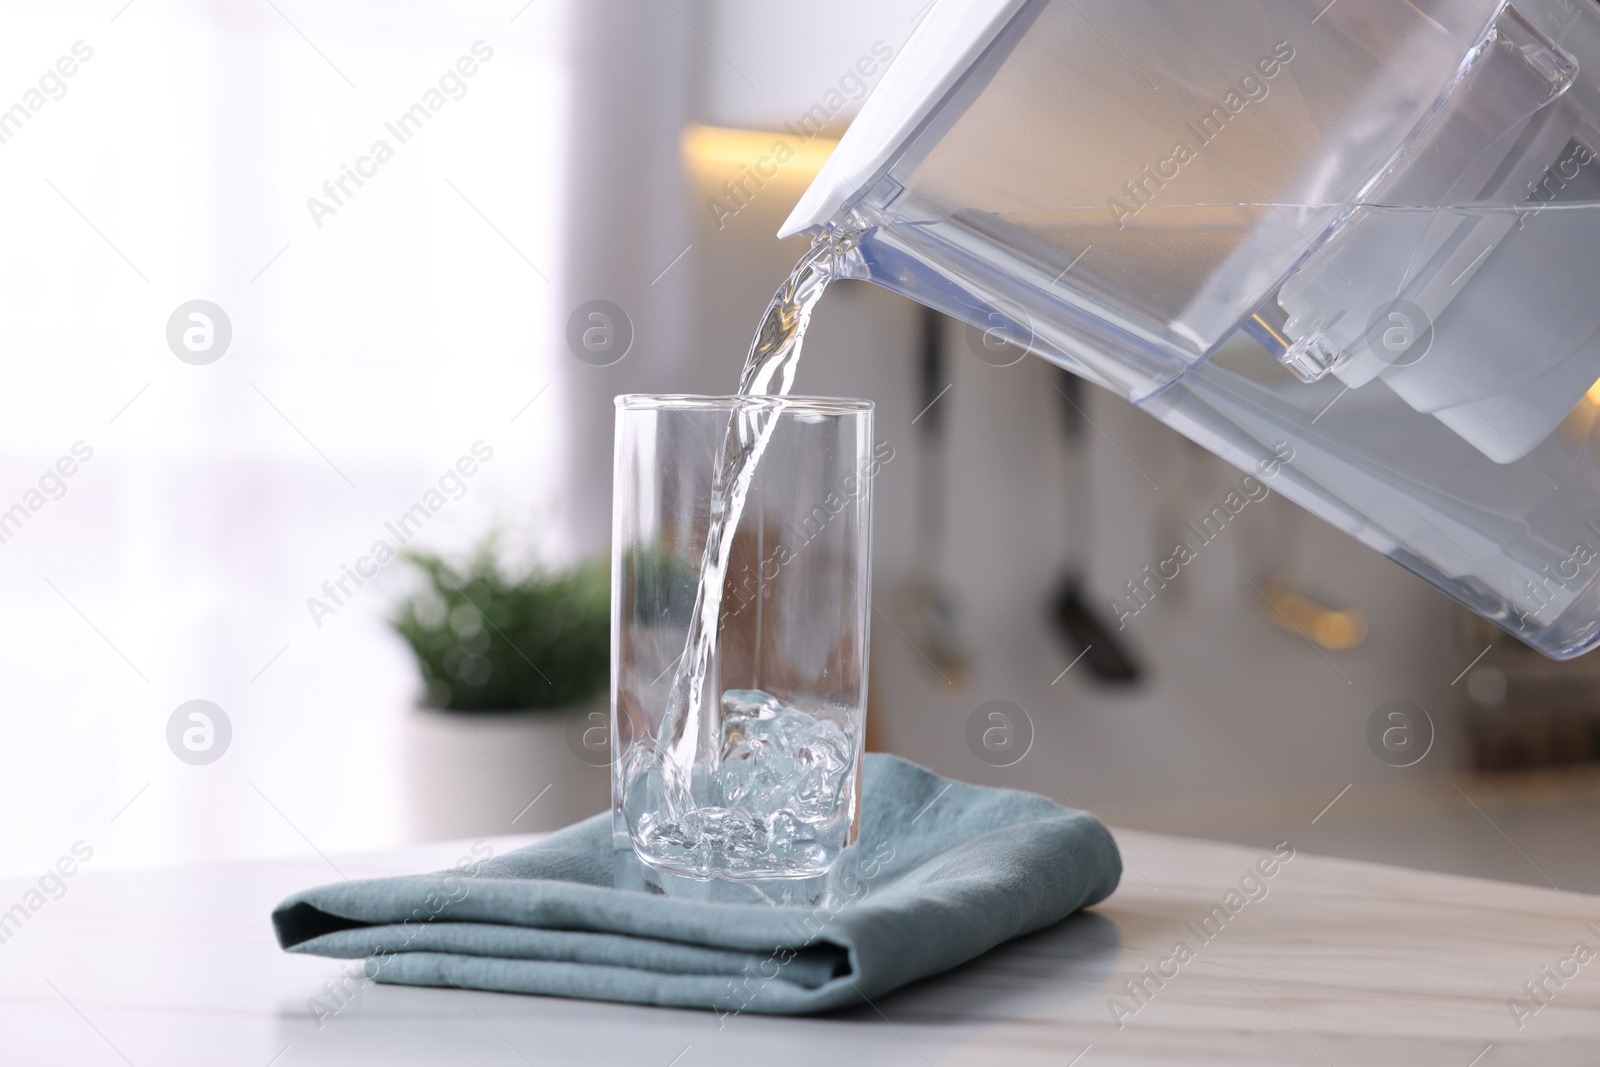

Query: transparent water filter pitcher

[781,0,1600,658]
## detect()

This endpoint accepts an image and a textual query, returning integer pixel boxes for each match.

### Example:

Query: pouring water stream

[650,231,860,830]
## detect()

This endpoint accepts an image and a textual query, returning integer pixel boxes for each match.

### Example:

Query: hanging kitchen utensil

[899,306,973,690]
[1048,368,1142,685]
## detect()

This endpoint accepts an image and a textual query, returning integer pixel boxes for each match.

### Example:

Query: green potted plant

[392,540,612,837]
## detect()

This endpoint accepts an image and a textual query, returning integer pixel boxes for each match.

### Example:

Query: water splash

[638,688,855,875]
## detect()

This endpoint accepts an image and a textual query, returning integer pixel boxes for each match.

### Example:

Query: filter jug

[782,0,1600,659]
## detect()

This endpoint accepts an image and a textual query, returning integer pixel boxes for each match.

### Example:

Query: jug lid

[779,0,1028,237]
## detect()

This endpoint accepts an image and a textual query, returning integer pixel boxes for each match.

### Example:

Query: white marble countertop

[2,829,1596,1065]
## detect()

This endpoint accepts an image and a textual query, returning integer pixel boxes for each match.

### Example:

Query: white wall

[697,0,932,130]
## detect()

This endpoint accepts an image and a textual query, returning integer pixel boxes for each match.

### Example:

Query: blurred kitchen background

[3,0,1599,892]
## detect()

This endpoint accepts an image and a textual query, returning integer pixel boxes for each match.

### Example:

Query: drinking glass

[611,394,877,881]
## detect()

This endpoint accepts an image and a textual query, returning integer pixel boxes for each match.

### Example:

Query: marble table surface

[1,828,1596,1065]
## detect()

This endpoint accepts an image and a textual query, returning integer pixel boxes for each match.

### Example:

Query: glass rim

[615,393,873,414]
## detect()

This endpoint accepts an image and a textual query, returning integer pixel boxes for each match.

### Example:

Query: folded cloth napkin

[272,754,1121,1015]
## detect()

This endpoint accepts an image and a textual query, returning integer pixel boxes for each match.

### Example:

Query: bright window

[0,0,569,874]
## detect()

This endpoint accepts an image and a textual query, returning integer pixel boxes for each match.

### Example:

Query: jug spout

[787,0,1600,659]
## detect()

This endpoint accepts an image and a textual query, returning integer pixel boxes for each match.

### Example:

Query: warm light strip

[681,123,839,179]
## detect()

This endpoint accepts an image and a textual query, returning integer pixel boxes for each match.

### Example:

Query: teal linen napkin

[272,754,1121,1015]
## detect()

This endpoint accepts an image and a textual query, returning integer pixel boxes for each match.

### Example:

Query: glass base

[630,834,845,883]
[612,841,859,908]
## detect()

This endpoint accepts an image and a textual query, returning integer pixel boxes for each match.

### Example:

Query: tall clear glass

[610,395,877,881]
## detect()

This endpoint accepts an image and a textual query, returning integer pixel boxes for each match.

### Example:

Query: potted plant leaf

[392,540,612,837]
